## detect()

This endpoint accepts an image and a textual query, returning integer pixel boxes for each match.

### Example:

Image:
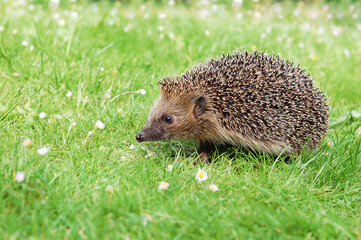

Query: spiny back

[159,50,329,151]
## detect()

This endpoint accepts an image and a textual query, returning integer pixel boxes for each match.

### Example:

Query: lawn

[1,0,361,239]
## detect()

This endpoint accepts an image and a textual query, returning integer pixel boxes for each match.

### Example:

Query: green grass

[1,0,361,239]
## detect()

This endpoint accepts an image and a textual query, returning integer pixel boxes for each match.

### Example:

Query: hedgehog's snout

[136,131,145,142]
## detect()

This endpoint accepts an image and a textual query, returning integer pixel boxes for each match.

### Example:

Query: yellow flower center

[327,141,331,146]
[199,172,204,178]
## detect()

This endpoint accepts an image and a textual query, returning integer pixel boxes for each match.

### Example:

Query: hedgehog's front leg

[194,141,213,165]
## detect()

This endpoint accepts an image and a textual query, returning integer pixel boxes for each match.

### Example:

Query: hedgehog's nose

[136,132,144,142]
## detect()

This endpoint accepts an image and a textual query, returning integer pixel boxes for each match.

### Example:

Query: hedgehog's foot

[194,141,213,165]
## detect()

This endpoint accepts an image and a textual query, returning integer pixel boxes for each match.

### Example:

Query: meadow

[1,0,361,239]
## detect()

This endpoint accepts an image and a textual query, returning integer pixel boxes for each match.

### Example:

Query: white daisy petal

[195,168,208,182]
[158,181,169,191]
[15,171,25,182]
[209,184,219,192]
[95,120,105,129]
[37,147,50,155]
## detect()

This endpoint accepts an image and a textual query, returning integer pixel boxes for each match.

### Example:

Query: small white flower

[158,26,164,32]
[22,40,28,46]
[66,91,72,97]
[95,120,105,129]
[30,45,34,51]
[108,20,114,26]
[139,4,146,12]
[144,13,150,19]
[104,93,111,99]
[139,89,146,95]
[327,140,334,147]
[50,0,60,5]
[37,147,50,155]
[12,29,18,35]
[166,165,173,171]
[13,73,20,77]
[158,181,169,190]
[168,0,175,6]
[168,31,175,40]
[209,184,219,192]
[0,26,4,32]
[70,11,79,19]
[333,27,342,36]
[87,131,93,135]
[145,152,154,158]
[344,48,350,58]
[129,144,135,150]
[205,30,211,36]
[58,19,66,26]
[100,67,105,72]
[72,122,77,126]
[39,112,46,118]
[195,168,208,182]
[15,171,25,182]
[158,13,167,19]
[22,138,33,148]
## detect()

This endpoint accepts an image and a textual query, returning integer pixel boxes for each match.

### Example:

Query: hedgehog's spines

[157,50,328,153]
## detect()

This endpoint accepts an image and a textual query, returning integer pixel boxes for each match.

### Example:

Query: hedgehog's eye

[164,115,174,124]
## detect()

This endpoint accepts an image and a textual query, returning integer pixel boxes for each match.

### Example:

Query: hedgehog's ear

[192,95,206,119]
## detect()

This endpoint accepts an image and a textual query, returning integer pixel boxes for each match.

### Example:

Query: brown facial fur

[139,92,218,142]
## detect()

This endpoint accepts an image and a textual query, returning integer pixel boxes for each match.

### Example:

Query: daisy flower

[39,112,46,118]
[66,91,72,97]
[327,140,334,147]
[209,184,219,192]
[37,147,50,155]
[166,165,173,171]
[15,171,25,182]
[22,138,33,148]
[95,120,105,129]
[195,168,208,182]
[158,181,169,191]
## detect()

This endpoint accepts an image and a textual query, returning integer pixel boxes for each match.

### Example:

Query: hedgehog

[136,50,329,164]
